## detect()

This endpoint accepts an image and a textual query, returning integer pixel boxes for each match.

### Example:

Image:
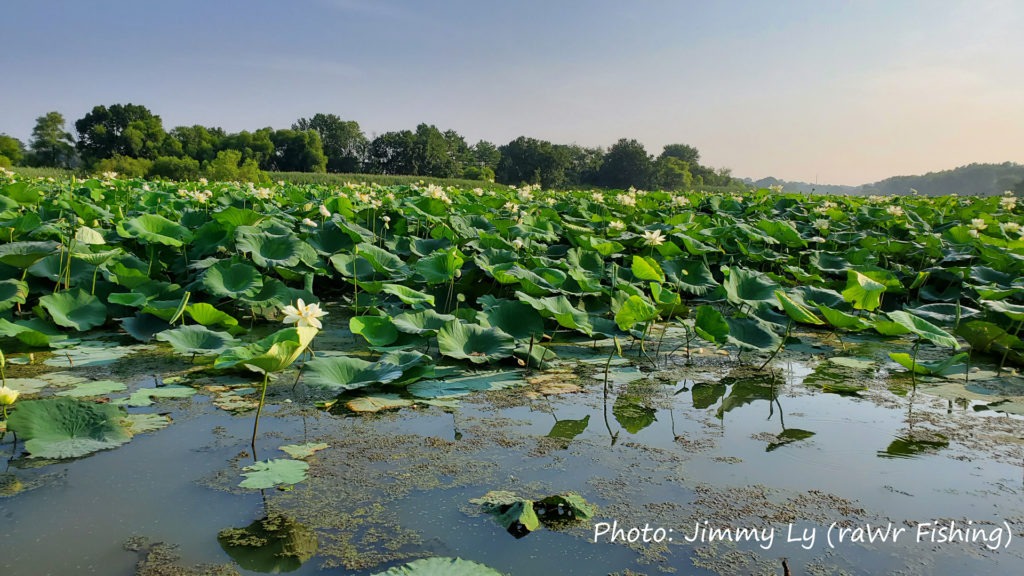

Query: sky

[2,0,1022,185]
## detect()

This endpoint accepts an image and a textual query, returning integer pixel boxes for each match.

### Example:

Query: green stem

[251,372,270,453]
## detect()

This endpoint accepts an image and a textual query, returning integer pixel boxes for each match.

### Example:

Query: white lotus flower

[0,385,19,406]
[301,218,318,228]
[969,218,987,231]
[1004,222,1020,234]
[641,229,666,246]
[511,238,525,250]
[319,204,331,218]
[281,298,327,330]
[609,220,625,231]
[1001,196,1017,210]
[886,205,904,217]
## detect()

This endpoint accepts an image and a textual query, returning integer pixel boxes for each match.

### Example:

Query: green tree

[0,134,25,166]
[75,103,167,165]
[653,156,693,190]
[220,129,275,169]
[470,140,501,171]
[598,138,653,189]
[149,156,201,180]
[561,144,604,187]
[659,143,700,165]
[368,130,417,175]
[496,136,570,188]
[28,112,76,167]
[413,124,459,178]
[269,129,327,172]
[204,149,264,182]
[94,155,153,178]
[293,113,367,173]
[169,125,224,164]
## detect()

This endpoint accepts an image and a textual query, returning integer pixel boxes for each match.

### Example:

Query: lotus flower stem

[251,372,270,453]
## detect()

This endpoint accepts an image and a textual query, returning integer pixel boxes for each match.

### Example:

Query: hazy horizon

[2,0,1022,186]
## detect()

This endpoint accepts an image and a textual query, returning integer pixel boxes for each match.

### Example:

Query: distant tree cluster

[1,104,735,188]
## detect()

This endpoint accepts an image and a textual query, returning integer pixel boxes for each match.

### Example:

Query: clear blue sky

[2,0,1021,185]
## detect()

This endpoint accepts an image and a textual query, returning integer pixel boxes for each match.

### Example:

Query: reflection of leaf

[547,416,590,441]
[717,377,775,417]
[613,395,656,434]
[279,443,329,459]
[371,557,504,576]
[691,383,726,409]
[7,398,131,459]
[218,513,318,573]
[766,429,815,452]
[345,394,414,413]
[879,433,948,459]
[239,459,309,489]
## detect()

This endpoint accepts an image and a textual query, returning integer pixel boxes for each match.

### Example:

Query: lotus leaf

[886,311,960,349]
[214,326,318,374]
[414,248,464,284]
[437,321,515,364]
[304,356,403,391]
[614,295,658,331]
[726,317,782,352]
[775,290,824,325]
[345,394,415,413]
[117,385,197,407]
[6,397,132,459]
[121,214,192,246]
[55,380,127,397]
[235,231,304,268]
[157,325,238,356]
[0,241,59,269]
[239,459,309,489]
[0,279,28,312]
[350,315,399,346]
[842,270,886,311]
[38,289,107,331]
[203,261,263,298]
[694,305,729,344]
[393,309,456,335]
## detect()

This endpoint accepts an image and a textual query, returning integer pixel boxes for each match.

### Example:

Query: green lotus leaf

[345,394,414,413]
[371,557,504,576]
[406,379,473,399]
[536,492,595,520]
[356,242,408,275]
[722,266,779,310]
[414,247,464,285]
[380,283,435,307]
[437,321,515,364]
[121,313,171,342]
[156,325,238,356]
[38,289,107,330]
[0,317,69,347]
[1,181,45,205]
[121,214,193,247]
[514,292,593,336]
[775,290,824,325]
[393,309,456,335]
[203,261,263,298]
[117,385,197,407]
[982,300,1024,322]
[185,302,240,329]
[239,459,309,489]
[73,226,106,245]
[0,241,59,269]
[815,303,871,331]
[726,317,782,351]
[631,254,665,283]
[212,206,265,229]
[214,326,318,374]
[304,356,403,391]
[238,278,295,309]
[693,305,728,344]
[756,219,806,248]
[235,231,303,268]
[218,513,318,573]
[123,413,172,434]
[6,397,131,459]
[350,315,399,346]
[477,300,545,341]
[0,279,28,312]
[55,379,127,397]
[842,270,886,311]
[614,295,658,332]
[889,352,968,375]
[107,292,148,308]
[872,319,913,336]
[886,311,960,349]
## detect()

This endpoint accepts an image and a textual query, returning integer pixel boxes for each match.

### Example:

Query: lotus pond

[0,172,1022,575]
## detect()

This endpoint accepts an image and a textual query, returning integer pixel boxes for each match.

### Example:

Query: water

[2,339,1023,575]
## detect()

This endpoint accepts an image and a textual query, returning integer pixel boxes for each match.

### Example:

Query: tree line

[0,104,735,189]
